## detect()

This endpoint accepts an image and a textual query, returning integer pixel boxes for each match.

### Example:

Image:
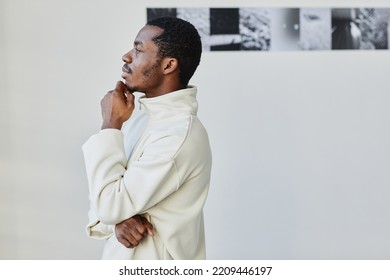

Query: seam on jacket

[172,114,193,160]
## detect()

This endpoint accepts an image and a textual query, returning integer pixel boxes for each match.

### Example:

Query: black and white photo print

[147,7,390,52]
[299,8,331,50]
[239,8,271,51]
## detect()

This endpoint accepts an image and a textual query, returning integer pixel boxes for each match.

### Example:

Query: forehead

[134,25,163,46]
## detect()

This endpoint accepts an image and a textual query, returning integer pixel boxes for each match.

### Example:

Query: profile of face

[121,25,165,95]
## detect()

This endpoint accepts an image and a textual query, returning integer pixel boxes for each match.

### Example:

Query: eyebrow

[134,40,144,47]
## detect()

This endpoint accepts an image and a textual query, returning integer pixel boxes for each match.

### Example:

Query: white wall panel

[1,0,390,259]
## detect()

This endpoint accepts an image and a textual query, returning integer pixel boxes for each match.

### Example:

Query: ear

[161,57,179,75]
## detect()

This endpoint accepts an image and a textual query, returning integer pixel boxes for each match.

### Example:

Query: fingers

[100,81,135,129]
[114,81,127,94]
[111,81,128,102]
[115,215,153,249]
[102,82,126,104]
[141,217,155,236]
[124,231,143,248]
[115,231,138,249]
[134,217,147,235]
[113,81,135,107]
[115,224,143,249]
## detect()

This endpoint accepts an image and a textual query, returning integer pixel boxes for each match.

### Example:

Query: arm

[84,80,134,237]
[87,202,154,248]
[83,131,180,225]
[83,81,180,225]
[85,82,156,247]
[86,206,114,239]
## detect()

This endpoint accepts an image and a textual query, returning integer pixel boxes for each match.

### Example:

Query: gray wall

[1,0,390,259]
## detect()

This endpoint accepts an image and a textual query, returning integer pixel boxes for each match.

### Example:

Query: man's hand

[101,81,135,130]
[115,215,154,248]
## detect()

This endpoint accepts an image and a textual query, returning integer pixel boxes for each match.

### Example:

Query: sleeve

[82,129,181,225]
[85,206,114,239]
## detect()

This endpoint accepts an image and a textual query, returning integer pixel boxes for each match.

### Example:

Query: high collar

[139,86,198,116]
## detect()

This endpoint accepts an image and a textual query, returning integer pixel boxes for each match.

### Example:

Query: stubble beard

[126,84,139,93]
[125,59,161,94]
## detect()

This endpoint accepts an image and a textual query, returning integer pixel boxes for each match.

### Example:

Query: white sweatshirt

[82,86,212,259]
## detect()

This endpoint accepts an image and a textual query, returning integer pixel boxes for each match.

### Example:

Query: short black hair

[146,17,202,88]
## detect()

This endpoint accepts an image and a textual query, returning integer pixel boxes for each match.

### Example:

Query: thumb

[125,91,135,107]
[115,81,126,93]
[146,224,154,236]
[142,218,154,236]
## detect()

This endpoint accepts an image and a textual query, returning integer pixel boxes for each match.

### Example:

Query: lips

[122,64,132,74]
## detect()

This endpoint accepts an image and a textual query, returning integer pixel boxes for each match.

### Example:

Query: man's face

[121,25,164,96]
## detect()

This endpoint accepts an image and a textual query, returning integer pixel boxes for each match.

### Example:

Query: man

[82,17,212,260]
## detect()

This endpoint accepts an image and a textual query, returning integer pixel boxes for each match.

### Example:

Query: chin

[123,82,135,92]
[128,85,141,93]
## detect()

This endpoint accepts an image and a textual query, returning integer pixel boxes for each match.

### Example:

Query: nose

[122,51,132,63]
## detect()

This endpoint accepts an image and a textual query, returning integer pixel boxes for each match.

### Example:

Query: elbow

[92,189,137,225]
[93,196,130,225]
